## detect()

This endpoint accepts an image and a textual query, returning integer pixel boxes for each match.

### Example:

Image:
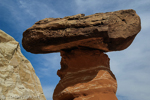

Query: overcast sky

[0,0,150,100]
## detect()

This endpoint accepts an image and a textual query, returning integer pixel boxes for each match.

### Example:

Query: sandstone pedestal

[53,49,117,100]
[22,9,141,100]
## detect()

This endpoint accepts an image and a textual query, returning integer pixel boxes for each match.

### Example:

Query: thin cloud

[0,0,60,31]
[74,0,150,14]
[18,0,60,20]
[42,86,55,100]
[74,0,107,14]
[140,12,150,31]
[108,27,150,100]
[35,53,61,77]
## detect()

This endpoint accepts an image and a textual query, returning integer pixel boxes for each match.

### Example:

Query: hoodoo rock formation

[54,49,118,100]
[22,9,141,100]
[0,30,46,100]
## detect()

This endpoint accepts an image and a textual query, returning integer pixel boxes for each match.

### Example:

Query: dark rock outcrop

[22,9,141,53]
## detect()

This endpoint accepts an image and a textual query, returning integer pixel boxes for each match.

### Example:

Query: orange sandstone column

[53,49,118,100]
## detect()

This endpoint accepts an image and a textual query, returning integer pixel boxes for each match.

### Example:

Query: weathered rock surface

[22,9,141,100]
[0,30,46,100]
[53,49,117,100]
[22,9,141,53]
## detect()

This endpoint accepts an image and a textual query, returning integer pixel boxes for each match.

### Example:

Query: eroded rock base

[53,49,118,100]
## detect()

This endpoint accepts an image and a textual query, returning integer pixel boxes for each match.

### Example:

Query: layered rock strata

[53,49,117,100]
[22,9,141,54]
[0,30,46,100]
[22,9,141,100]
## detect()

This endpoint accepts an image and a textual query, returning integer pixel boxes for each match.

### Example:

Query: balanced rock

[0,30,46,100]
[22,9,141,100]
[22,9,141,53]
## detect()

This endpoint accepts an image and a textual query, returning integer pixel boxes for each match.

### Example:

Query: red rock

[22,9,141,53]
[22,9,141,100]
[53,49,117,100]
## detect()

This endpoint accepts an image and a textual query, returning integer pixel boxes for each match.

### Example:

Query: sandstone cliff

[0,30,46,100]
